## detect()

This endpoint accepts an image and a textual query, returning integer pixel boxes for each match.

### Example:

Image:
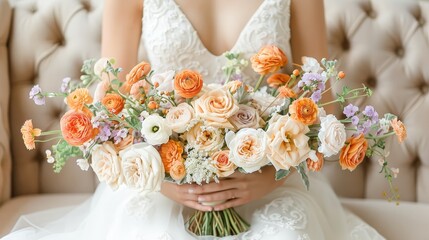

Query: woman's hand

[193,166,289,211]
[160,181,214,212]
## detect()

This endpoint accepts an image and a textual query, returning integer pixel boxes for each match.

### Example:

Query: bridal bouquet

[21,45,406,237]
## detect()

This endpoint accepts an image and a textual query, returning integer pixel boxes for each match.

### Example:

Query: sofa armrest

[0,0,12,206]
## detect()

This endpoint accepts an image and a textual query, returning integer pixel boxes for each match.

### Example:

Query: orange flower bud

[338,71,346,79]
[148,101,158,109]
[293,69,300,76]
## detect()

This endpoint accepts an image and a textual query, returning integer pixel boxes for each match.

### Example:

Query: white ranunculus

[301,56,322,73]
[151,70,174,92]
[91,142,122,190]
[141,115,172,145]
[119,143,165,193]
[318,114,346,157]
[76,158,90,171]
[229,104,263,130]
[94,58,110,77]
[165,103,195,133]
[225,128,269,173]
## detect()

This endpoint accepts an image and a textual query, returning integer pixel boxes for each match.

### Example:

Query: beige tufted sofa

[0,0,429,239]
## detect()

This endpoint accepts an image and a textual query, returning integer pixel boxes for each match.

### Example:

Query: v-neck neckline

[169,0,267,58]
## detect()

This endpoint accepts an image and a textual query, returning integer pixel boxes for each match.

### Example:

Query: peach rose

[193,88,239,129]
[267,73,290,88]
[266,113,315,170]
[307,152,324,172]
[60,110,95,146]
[114,130,134,151]
[102,93,125,115]
[121,61,151,94]
[165,103,195,133]
[174,69,203,98]
[390,118,407,143]
[129,80,150,100]
[211,150,236,177]
[289,98,318,125]
[67,88,93,112]
[93,79,110,103]
[21,120,41,150]
[225,80,243,94]
[278,86,297,98]
[250,45,288,75]
[169,161,186,182]
[159,140,184,173]
[339,133,368,171]
[185,123,224,153]
[91,142,122,190]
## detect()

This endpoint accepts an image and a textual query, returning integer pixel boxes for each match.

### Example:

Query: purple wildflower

[61,77,71,93]
[98,124,112,142]
[371,111,379,124]
[311,90,322,103]
[351,116,360,126]
[357,120,372,134]
[362,106,375,118]
[343,104,359,118]
[29,85,45,105]
[113,129,128,144]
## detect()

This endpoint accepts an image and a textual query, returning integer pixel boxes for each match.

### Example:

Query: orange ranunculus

[21,120,41,150]
[169,161,186,181]
[339,133,368,171]
[267,73,290,88]
[121,61,151,94]
[307,152,324,172]
[67,88,93,112]
[391,118,407,143]
[174,69,204,98]
[60,110,96,146]
[101,93,125,114]
[289,98,318,125]
[158,139,184,173]
[250,45,288,75]
[278,86,297,99]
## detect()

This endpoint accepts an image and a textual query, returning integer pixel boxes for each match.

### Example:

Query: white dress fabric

[2,0,385,239]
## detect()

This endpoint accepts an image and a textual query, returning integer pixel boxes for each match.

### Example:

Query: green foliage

[297,162,310,190]
[52,139,83,173]
[275,169,290,181]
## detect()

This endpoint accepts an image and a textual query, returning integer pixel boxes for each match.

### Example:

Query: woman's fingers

[183,201,213,212]
[213,198,246,211]
[197,189,240,203]
[189,179,240,194]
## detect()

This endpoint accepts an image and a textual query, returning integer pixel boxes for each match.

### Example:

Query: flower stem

[254,75,265,91]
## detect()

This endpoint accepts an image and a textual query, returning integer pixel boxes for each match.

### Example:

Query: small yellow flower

[21,120,41,150]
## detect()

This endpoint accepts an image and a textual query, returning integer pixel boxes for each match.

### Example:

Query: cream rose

[91,142,122,190]
[119,142,165,192]
[318,114,346,157]
[185,123,224,153]
[165,103,195,133]
[151,70,174,92]
[251,87,287,117]
[141,115,172,145]
[193,88,239,129]
[211,150,236,177]
[266,114,315,170]
[225,128,269,173]
[229,104,263,130]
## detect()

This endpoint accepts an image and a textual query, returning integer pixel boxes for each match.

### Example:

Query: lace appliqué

[241,197,308,240]
[125,193,154,219]
[347,214,386,240]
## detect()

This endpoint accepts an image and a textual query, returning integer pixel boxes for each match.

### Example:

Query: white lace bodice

[142,0,292,84]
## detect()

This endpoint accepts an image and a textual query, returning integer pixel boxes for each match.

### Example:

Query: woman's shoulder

[104,0,143,15]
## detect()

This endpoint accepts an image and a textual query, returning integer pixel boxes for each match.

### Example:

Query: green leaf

[275,169,291,181]
[52,139,83,173]
[297,162,310,190]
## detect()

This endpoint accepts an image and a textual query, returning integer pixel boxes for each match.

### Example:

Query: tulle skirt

[2,172,385,240]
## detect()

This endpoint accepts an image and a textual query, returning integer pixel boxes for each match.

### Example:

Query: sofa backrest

[323,0,429,203]
[0,0,12,205]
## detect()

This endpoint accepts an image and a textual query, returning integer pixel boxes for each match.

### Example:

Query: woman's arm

[101,0,143,81]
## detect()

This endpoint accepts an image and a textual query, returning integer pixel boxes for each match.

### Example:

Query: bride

[3,0,385,239]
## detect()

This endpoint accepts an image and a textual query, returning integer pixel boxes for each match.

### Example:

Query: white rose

[141,115,172,145]
[76,158,90,171]
[165,103,195,133]
[151,70,174,92]
[229,104,263,130]
[119,143,165,192]
[185,123,224,153]
[301,56,322,73]
[91,142,122,190]
[251,87,286,117]
[225,128,269,173]
[317,114,346,157]
[94,58,110,77]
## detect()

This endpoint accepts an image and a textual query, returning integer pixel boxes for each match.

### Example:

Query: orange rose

[158,140,184,173]
[60,110,96,146]
[169,161,186,181]
[174,69,203,98]
[267,73,290,88]
[121,61,151,94]
[67,88,93,112]
[289,98,318,125]
[307,152,324,172]
[339,133,368,171]
[101,93,125,114]
[250,45,288,75]
[278,86,297,99]
[391,118,407,143]
[20,120,41,150]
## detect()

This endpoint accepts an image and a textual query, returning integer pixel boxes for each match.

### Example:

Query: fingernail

[198,196,204,202]
[188,188,194,194]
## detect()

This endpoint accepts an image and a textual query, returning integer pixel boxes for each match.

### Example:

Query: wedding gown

[2,0,385,239]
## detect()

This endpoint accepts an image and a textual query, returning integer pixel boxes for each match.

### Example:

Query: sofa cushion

[0,194,90,237]
[341,198,429,240]
[0,0,12,206]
